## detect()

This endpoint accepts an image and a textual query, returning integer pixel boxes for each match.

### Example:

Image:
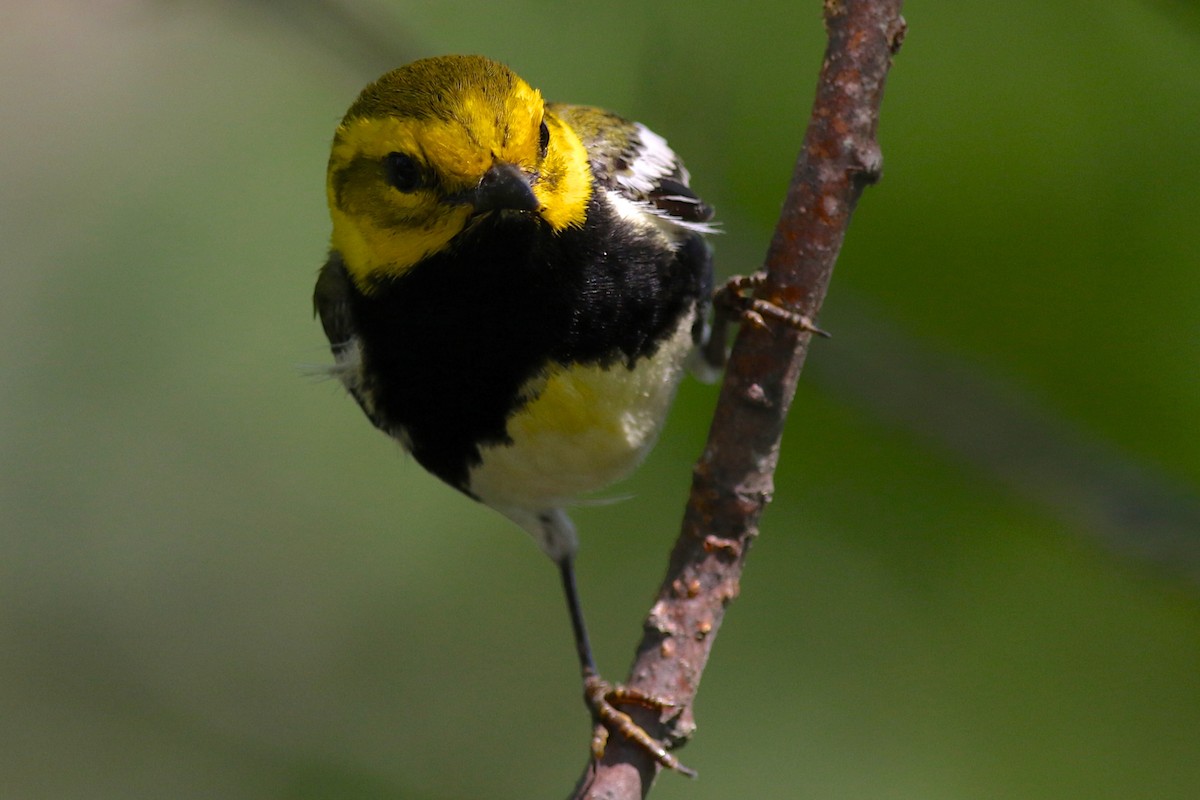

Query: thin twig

[569,2,906,797]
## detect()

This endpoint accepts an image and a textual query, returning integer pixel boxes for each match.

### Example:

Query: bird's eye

[537,119,550,158]
[383,152,422,192]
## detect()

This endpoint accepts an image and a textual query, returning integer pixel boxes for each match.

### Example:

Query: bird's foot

[717,272,831,338]
[583,672,697,778]
[704,272,831,369]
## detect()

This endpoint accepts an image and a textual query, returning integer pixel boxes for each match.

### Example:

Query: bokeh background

[4,1,1198,798]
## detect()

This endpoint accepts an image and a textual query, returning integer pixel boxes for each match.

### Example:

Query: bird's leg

[704,271,831,370]
[558,557,697,778]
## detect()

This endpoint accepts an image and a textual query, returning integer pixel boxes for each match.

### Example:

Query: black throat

[344,195,708,491]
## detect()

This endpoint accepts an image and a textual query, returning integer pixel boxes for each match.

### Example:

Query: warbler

[314,54,719,774]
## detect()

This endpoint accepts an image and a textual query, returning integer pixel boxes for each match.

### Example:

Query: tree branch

[570,2,906,797]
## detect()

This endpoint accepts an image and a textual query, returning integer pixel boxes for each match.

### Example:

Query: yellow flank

[468,314,697,512]
[326,64,592,292]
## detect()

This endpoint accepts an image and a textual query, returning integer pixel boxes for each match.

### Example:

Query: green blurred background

[3,1,1198,798]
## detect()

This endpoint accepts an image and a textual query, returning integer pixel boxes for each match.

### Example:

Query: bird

[313,54,721,775]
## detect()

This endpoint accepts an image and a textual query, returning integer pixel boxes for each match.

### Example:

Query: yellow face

[326,56,592,291]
